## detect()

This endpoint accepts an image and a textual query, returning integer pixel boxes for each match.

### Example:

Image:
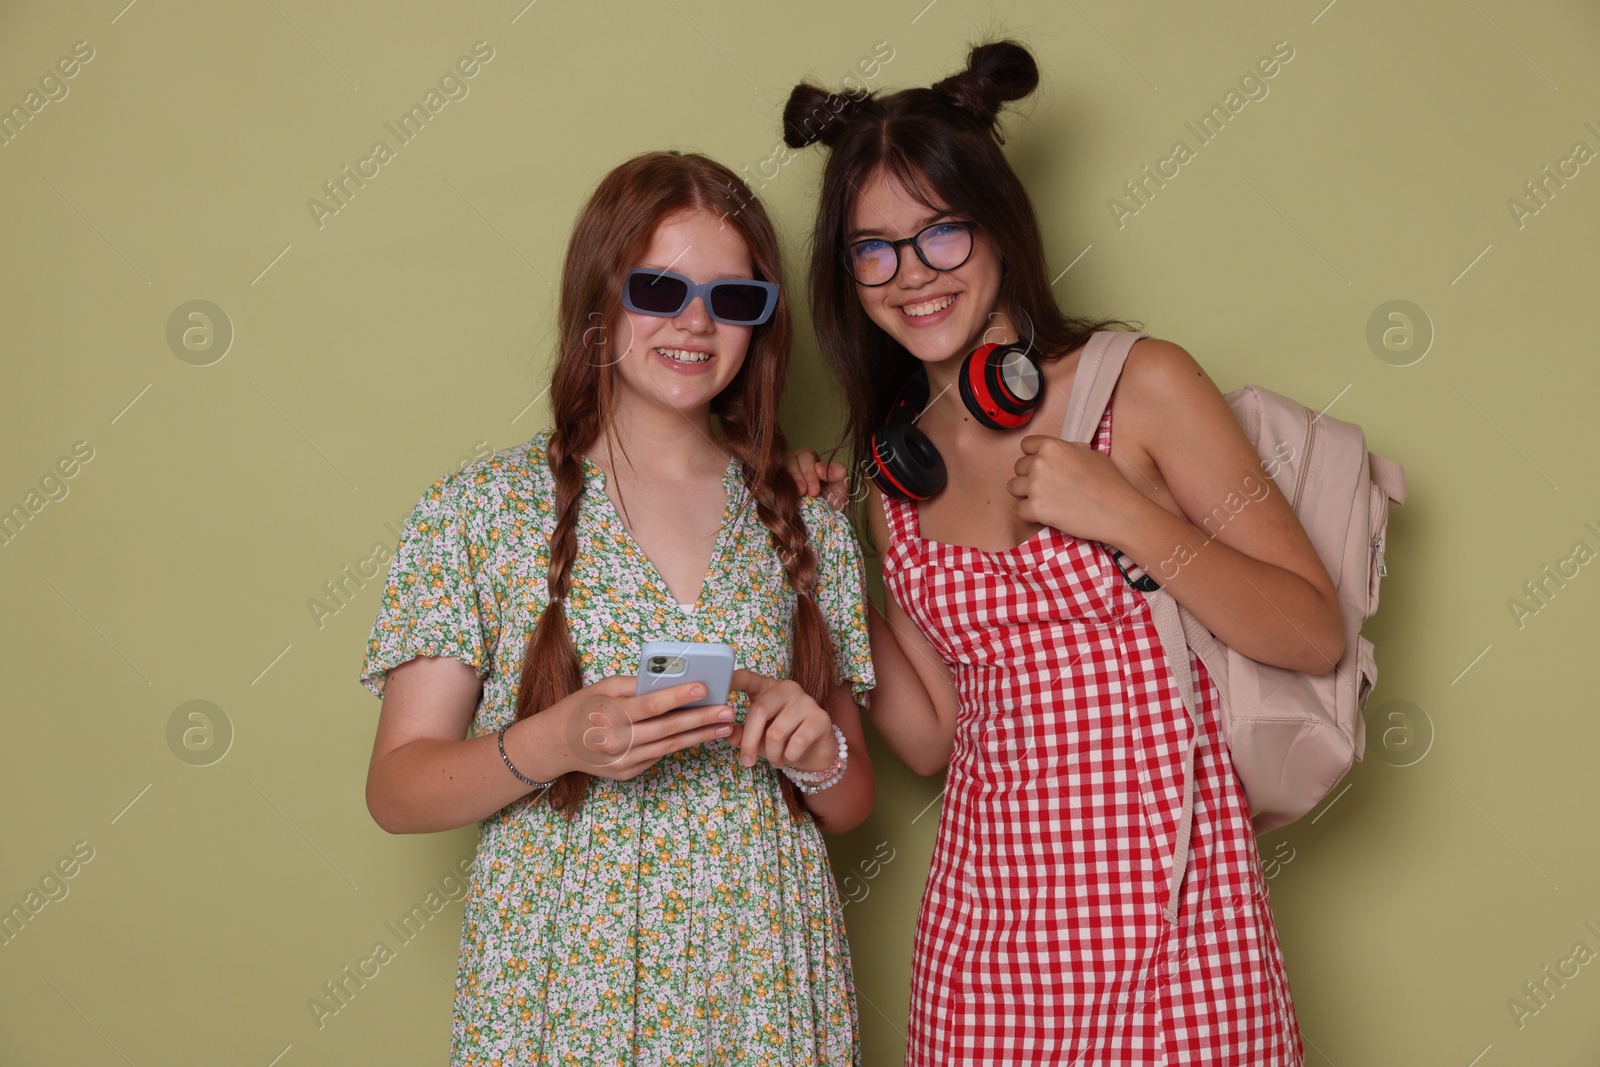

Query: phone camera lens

[649,657,666,672]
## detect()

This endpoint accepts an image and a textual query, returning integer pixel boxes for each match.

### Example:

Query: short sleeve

[359,473,498,699]
[803,497,876,706]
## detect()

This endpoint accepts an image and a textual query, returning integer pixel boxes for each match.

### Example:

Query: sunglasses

[843,220,979,287]
[622,268,779,326]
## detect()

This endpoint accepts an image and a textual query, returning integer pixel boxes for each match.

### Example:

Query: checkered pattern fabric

[882,399,1303,1065]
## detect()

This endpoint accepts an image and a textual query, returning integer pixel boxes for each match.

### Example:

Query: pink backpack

[1061,331,1407,923]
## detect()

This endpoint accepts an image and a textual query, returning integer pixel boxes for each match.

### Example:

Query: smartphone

[635,641,736,709]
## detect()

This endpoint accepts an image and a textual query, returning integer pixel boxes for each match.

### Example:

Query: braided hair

[513,151,833,820]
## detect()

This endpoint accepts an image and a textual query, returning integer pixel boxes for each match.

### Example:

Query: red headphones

[869,341,1043,501]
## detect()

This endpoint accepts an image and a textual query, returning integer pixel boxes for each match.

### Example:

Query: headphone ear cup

[869,422,947,501]
[958,343,1041,430]
[957,351,1003,431]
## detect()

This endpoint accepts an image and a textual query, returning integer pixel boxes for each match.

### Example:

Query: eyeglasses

[621,268,779,326]
[843,221,979,287]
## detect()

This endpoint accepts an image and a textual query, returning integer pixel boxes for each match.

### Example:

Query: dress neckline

[566,432,744,612]
[889,392,1115,561]
[904,499,1059,559]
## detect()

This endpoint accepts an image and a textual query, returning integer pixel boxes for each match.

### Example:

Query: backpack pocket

[1355,633,1377,711]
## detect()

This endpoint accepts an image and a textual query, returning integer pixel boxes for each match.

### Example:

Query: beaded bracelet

[790,764,846,795]
[497,724,555,790]
[780,725,849,795]
[783,725,848,781]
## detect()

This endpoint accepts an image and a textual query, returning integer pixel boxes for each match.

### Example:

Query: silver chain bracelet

[497,724,555,790]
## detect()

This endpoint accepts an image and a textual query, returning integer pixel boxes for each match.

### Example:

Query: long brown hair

[784,40,1139,539]
[513,151,831,820]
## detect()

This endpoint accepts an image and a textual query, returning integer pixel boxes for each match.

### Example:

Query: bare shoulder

[1119,336,1222,403]
[1113,336,1244,456]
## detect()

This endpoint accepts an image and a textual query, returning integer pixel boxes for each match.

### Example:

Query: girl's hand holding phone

[725,669,838,772]
[545,675,735,782]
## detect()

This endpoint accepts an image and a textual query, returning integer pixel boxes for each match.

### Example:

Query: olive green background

[2,0,1598,1063]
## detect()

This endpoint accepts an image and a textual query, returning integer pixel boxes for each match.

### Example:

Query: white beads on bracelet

[780,725,849,795]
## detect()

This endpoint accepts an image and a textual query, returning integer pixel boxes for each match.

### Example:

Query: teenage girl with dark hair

[360,150,875,1065]
[784,41,1340,1065]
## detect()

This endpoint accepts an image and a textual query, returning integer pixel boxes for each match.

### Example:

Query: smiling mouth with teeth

[656,347,713,364]
[902,294,958,318]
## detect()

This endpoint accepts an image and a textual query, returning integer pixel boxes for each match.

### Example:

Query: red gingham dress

[881,397,1304,1065]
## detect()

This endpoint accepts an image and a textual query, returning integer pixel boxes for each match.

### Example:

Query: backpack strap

[1370,452,1408,505]
[1058,330,1200,924]
[1145,587,1203,924]
[1060,330,1148,443]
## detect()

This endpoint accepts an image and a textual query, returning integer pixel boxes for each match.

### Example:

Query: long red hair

[513,151,833,820]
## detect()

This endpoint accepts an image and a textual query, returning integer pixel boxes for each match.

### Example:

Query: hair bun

[932,40,1039,131]
[783,83,871,149]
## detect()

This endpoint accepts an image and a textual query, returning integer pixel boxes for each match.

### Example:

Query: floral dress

[359,427,876,1066]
